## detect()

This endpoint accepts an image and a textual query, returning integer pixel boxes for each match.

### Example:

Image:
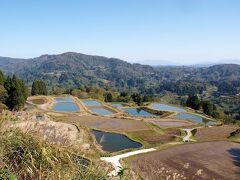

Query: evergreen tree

[142,95,154,102]
[31,80,40,95]
[116,92,131,102]
[104,92,113,102]
[131,93,142,106]
[0,70,5,85]
[201,101,219,118]
[31,80,48,95]
[186,94,201,110]
[19,79,28,100]
[4,75,27,110]
[202,101,215,116]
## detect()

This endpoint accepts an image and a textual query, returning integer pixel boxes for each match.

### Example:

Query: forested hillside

[0,52,239,97]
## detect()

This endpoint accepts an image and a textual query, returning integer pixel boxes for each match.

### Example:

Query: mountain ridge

[0,52,239,96]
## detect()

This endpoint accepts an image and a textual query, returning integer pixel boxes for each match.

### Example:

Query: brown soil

[27,96,48,105]
[128,129,181,145]
[53,114,151,132]
[126,141,240,180]
[148,118,195,127]
[196,125,238,141]
[31,98,46,104]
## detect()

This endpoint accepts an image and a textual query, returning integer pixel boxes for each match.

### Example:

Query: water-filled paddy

[111,103,123,108]
[90,108,113,115]
[82,100,102,106]
[151,103,186,113]
[55,97,75,103]
[53,97,79,112]
[124,108,156,117]
[92,130,142,152]
[176,113,214,125]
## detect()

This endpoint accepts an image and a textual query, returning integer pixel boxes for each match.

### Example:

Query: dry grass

[5,119,84,147]
[0,130,108,180]
[126,141,240,180]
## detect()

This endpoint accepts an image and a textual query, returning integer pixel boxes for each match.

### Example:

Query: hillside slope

[0,52,240,96]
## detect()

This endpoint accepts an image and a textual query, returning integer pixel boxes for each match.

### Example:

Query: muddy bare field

[53,114,151,132]
[148,118,195,127]
[126,141,240,180]
[128,129,181,145]
[196,125,238,141]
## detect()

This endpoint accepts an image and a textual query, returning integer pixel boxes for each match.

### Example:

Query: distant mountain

[0,56,29,66]
[0,52,240,96]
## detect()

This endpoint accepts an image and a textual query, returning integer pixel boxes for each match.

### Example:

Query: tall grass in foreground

[0,129,108,179]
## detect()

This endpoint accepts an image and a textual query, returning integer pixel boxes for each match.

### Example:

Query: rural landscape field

[0,1,240,180]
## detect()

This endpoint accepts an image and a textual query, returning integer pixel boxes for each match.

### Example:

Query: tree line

[0,72,28,111]
[31,80,48,96]
[0,70,49,111]
[186,94,219,118]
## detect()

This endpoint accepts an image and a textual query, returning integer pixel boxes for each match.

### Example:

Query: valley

[0,54,239,179]
[1,1,240,179]
[1,93,238,179]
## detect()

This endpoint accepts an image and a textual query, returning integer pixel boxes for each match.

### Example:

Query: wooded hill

[0,52,240,96]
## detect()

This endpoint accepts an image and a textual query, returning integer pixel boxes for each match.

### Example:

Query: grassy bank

[0,113,109,180]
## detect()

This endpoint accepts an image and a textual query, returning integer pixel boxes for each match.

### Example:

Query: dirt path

[100,148,156,177]
[182,128,196,142]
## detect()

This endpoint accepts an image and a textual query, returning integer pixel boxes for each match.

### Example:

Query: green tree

[0,85,7,102]
[186,94,201,110]
[19,79,28,100]
[142,95,154,102]
[4,75,27,110]
[104,92,113,102]
[0,70,5,85]
[131,93,142,106]
[31,80,48,95]
[116,92,131,102]
[202,101,219,118]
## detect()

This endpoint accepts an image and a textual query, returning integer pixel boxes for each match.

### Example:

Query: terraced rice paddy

[149,119,194,127]
[128,129,180,145]
[30,98,47,105]
[54,115,150,132]
[92,130,142,152]
[126,141,240,179]
[151,103,186,113]
[111,103,124,108]
[82,100,102,106]
[90,107,113,115]
[124,108,156,117]
[196,125,238,141]
[53,97,79,112]
[176,113,215,125]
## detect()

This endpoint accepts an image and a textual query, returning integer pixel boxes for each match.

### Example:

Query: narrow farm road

[182,128,196,142]
[100,148,156,177]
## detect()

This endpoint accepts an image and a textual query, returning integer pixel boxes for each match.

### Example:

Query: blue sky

[0,0,240,65]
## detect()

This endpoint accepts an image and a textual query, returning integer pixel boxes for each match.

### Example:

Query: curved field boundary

[101,148,156,177]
